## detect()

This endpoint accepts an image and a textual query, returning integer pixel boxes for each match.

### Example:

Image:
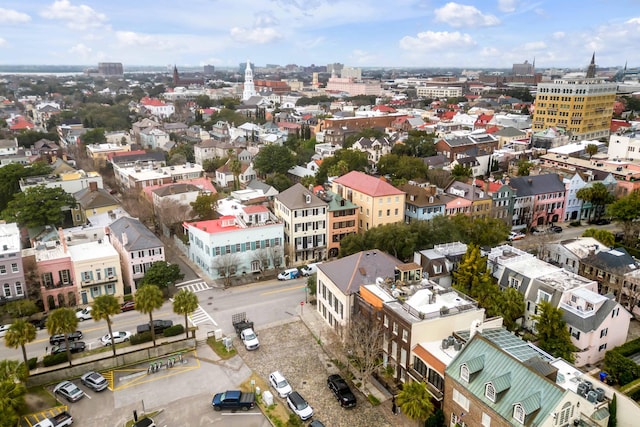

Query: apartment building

[0,223,26,303]
[67,239,124,305]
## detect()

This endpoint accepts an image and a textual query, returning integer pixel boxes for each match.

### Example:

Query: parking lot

[237,320,394,427]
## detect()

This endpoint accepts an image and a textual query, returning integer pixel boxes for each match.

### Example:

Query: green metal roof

[489,373,511,394]
[463,355,485,375]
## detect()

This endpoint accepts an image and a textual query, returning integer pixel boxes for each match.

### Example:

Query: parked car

[0,323,11,338]
[120,301,135,312]
[33,410,73,427]
[53,380,84,402]
[530,227,545,235]
[80,371,109,392]
[211,390,256,411]
[549,225,563,233]
[51,341,86,355]
[287,391,313,421]
[300,262,322,276]
[268,371,292,398]
[76,306,92,321]
[591,218,611,225]
[309,421,326,427]
[327,374,357,408]
[277,268,300,281]
[507,231,526,241]
[100,331,132,346]
[132,418,156,427]
[49,331,83,345]
[136,320,173,335]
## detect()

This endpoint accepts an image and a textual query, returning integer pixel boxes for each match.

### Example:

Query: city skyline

[0,1,638,69]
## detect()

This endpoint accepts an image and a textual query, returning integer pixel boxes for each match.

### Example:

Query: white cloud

[350,49,378,65]
[523,41,546,50]
[69,43,92,58]
[399,31,476,51]
[552,31,565,40]
[434,2,500,28]
[0,38,6,47]
[229,27,283,44]
[116,31,156,47]
[498,0,517,13]
[41,0,109,30]
[626,17,640,25]
[0,8,31,24]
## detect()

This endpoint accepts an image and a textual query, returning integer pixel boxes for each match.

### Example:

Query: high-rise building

[203,65,215,75]
[98,62,123,76]
[242,59,257,101]
[532,54,616,141]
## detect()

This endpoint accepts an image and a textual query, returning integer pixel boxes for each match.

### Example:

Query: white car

[76,306,92,321]
[268,371,292,398]
[100,331,132,346]
[0,324,11,338]
[507,231,526,241]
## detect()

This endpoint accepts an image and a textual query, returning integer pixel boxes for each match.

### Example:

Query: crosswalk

[188,305,218,327]
[176,279,211,294]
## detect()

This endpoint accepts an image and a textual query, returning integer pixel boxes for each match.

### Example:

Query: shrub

[286,413,303,427]
[27,357,38,370]
[130,331,153,345]
[43,352,68,367]
[367,394,381,406]
[162,324,185,337]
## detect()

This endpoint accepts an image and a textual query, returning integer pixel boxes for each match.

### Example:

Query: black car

[136,319,173,335]
[549,225,563,233]
[49,330,83,345]
[51,341,86,354]
[592,218,611,225]
[327,374,357,408]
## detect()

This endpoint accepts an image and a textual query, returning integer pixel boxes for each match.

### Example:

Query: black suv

[136,319,173,335]
[49,331,83,345]
[327,374,357,408]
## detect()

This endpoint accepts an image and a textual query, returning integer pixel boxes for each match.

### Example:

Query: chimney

[58,227,68,253]
[89,181,98,192]
[121,232,128,246]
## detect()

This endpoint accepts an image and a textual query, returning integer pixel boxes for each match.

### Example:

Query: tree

[213,253,240,287]
[396,381,434,425]
[202,157,227,173]
[139,261,185,291]
[253,144,296,176]
[0,162,52,212]
[4,319,37,372]
[156,199,193,230]
[495,287,525,331]
[608,393,617,427]
[451,164,472,181]
[377,154,429,183]
[576,182,615,222]
[315,149,368,185]
[0,359,28,426]
[343,315,385,392]
[45,308,79,367]
[582,228,615,247]
[190,193,219,221]
[517,158,533,176]
[586,143,599,159]
[80,128,106,144]
[265,173,293,192]
[607,190,640,246]
[91,295,121,357]
[135,284,164,347]
[531,300,577,362]
[453,245,486,296]
[391,130,436,158]
[1,186,77,227]
[172,289,199,339]
[2,299,38,318]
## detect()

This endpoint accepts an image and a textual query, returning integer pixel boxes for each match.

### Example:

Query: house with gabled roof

[400,182,455,223]
[579,247,640,303]
[509,173,566,228]
[332,171,405,233]
[71,182,120,226]
[108,216,165,294]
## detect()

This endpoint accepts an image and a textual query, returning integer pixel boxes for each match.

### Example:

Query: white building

[416,86,463,98]
[608,132,640,161]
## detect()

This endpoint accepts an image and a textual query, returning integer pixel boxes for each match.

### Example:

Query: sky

[0,0,639,70]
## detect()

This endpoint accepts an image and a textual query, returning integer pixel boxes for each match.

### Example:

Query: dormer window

[460,365,470,382]
[513,404,525,424]
[485,383,496,402]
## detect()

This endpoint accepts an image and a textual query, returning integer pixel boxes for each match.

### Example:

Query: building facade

[0,223,26,303]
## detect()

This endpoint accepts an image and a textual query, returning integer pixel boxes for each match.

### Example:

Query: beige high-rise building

[532,54,616,142]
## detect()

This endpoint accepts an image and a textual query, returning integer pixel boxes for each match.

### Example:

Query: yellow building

[331,171,405,233]
[532,55,616,141]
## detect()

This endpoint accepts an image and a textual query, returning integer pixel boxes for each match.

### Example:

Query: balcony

[43,281,74,290]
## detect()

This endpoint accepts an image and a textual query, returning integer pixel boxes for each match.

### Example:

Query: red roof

[333,171,405,197]
[140,96,167,107]
[373,105,397,113]
[278,122,301,130]
[441,111,456,120]
[8,116,34,130]
[242,205,268,214]
[485,126,500,134]
[611,120,631,133]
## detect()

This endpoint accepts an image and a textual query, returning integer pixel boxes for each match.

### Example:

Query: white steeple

[242,59,257,101]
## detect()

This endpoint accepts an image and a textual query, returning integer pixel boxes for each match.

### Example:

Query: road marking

[176,279,211,294]
[260,285,305,296]
[168,299,218,327]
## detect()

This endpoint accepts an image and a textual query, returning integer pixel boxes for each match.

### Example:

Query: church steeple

[586,52,596,78]
[173,65,179,86]
[242,60,257,101]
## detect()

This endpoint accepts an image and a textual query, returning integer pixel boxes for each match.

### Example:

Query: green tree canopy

[80,128,106,144]
[190,193,219,221]
[531,300,577,362]
[135,284,164,347]
[253,144,296,176]
[396,381,434,423]
[91,294,122,357]
[265,173,293,192]
[45,308,79,367]
[140,261,184,290]
[607,190,640,245]
[576,182,615,221]
[582,228,615,247]
[495,287,525,332]
[315,149,369,185]
[16,130,59,148]
[4,319,37,372]
[451,163,472,180]
[0,162,52,212]
[168,143,195,164]
[377,154,429,184]
[344,128,385,149]
[1,186,77,227]
[172,289,199,339]
[517,158,533,176]
[391,130,436,157]
[0,360,28,426]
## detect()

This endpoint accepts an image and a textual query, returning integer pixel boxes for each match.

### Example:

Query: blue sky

[0,0,638,69]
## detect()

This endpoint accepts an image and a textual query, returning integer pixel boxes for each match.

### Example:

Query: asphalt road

[510,222,621,252]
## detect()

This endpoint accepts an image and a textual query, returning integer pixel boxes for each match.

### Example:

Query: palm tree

[396,381,434,426]
[91,295,122,357]
[172,289,199,339]
[135,285,164,347]
[45,308,78,367]
[4,319,37,373]
[0,359,28,426]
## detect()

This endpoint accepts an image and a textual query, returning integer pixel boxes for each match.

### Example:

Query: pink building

[445,197,472,216]
[33,235,77,311]
[509,174,566,227]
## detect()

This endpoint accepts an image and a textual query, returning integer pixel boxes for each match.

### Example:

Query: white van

[278,268,300,281]
[300,262,322,276]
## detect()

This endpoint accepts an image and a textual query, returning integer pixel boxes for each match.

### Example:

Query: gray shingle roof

[562,296,618,332]
[108,217,163,251]
[509,174,565,196]
[275,183,327,209]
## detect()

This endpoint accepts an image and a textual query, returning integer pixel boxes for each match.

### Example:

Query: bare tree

[212,253,240,287]
[268,246,284,269]
[120,188,155,227]
[252,248,270,272]
[156,198,193,232]
[343,315,385,392]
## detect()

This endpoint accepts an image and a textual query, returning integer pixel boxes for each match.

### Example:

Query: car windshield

[277,379,288,388]
[296,400,308,410]
[245,332,257,340]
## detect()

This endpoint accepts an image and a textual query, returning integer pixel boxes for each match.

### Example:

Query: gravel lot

[237,320,393,427]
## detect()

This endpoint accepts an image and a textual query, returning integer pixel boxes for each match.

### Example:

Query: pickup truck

[232,312,259,351]
[327,374,357,408]
[33,411,73,427]
[136,319,173,335]
[211,390,255,411]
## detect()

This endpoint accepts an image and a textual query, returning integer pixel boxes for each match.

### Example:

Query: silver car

[81,371,109,392]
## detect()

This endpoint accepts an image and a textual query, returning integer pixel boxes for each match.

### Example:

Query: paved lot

[238,320,395,427]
